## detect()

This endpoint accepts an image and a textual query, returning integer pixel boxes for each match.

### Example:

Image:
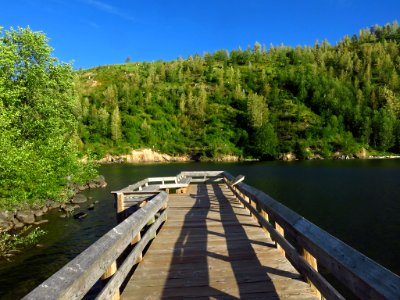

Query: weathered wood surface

[122,183,318,299]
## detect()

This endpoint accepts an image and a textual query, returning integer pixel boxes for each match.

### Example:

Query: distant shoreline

[94,149,400,164]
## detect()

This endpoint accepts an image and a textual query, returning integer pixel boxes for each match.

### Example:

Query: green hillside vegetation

[76,22,400,160]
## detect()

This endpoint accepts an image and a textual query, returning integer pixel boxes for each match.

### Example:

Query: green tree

[255,123,278,159]
[0,27,96,208]
[247,92,268,128]
[111,106,122,142]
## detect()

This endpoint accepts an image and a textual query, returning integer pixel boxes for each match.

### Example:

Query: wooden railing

[222,171,400,300]
[23,191,168,300]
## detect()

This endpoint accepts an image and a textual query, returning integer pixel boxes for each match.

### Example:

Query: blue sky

[1,0,399,69]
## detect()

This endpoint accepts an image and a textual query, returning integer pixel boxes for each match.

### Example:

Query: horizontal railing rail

[23,191,168,300]
[223,171,400,300]
[147,177,178,184]
[118,178,149,192]
[179,171,224,183]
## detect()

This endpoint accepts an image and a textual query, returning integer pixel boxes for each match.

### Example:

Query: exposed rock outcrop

[280,152,297,161]
[98,148,190,163]
[98,148,243,163]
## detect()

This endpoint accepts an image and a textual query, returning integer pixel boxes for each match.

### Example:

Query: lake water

[1,159,399,299]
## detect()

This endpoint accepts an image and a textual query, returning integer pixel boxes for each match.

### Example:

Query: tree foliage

[0,27,96,208]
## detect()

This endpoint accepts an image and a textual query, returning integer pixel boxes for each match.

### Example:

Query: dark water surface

[1,160,399,298]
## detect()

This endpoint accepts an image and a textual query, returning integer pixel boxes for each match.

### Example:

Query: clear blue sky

[1,0,399,69]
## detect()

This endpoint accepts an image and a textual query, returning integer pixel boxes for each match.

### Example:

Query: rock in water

[63,205,75,213]
[71,194,88,204]
[94,175,107,187]
[34,220,48,225]
[73,212,87,220]
[45,200,61,209]
[16,211,35,224]
[34,210,44,217]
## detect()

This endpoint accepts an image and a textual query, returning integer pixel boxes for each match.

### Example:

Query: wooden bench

[159,176,192,194]
[138,185,160,192]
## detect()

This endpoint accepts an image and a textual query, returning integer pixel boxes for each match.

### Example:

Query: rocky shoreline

[97,148,240,164]
[0,175,107,233]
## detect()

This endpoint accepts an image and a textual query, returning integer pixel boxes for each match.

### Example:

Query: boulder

[87,204,95,210]
[88,182,97,189]
[77,185,88,192]
[45,200,61,209]
[71,194,87,204]
[13,221,25,229]
[16,210,35,224]
[93,175,107,187]
[0,211,14,222]
[34,210,44,217]
[63,205,75,213]
[0,221,13,232]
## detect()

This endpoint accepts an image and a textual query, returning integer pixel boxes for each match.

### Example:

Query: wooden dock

[122,183,317,299]
[24,171,400,300]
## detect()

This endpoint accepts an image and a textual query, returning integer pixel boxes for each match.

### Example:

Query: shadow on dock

[160,183,285,299]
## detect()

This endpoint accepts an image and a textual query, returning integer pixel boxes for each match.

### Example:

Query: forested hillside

[76,22,400,160]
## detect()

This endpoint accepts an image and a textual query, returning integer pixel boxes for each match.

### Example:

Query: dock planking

[122,183,318,299]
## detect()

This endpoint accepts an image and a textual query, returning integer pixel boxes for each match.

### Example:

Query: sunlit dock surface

[122,183,318,299]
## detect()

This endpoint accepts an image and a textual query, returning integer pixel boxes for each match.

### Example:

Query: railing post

[260,210,271,238]
[116,192,124,213]
[132,232,143,264]
[275,222,285,254]
[250,197,257,220]
[303,249,322,299]
[101,261,120,300]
